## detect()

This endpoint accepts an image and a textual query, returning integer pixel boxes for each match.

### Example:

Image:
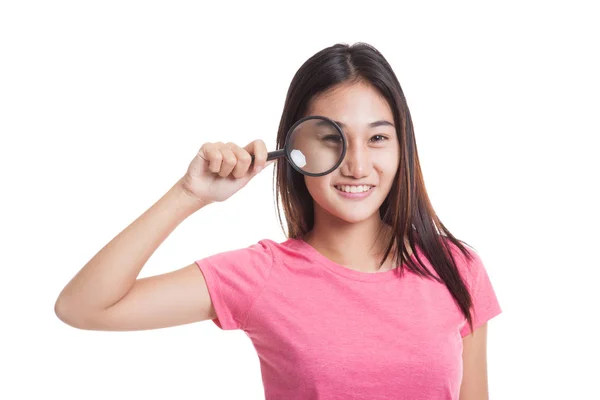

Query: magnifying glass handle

[251,149,285,162]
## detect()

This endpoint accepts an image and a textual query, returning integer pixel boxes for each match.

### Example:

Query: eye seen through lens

[286,117,345,175]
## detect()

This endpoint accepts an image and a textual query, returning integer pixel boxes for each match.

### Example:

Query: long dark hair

[273,42,477,336]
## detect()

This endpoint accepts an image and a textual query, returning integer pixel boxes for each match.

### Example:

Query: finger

[200,143,223,174]
[228,143,252,179]
[217,145,237,178]
[245,139,268,172]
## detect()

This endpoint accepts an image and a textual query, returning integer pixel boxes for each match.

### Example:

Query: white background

[1,1,598,399]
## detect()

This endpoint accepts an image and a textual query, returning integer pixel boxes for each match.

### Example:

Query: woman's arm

[459,323,490,400]
[54,178,213,330]
[54,139,269,331]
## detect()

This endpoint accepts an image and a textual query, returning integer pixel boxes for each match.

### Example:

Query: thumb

[251,159,275,175]
[264,159,276,169]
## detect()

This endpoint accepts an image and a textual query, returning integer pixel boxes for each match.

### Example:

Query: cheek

[304,176,330,200]
[374,153,399,180]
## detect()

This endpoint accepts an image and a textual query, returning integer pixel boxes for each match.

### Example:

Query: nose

[340,142,370,179]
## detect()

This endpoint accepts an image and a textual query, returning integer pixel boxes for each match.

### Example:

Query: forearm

[55,178,206,314]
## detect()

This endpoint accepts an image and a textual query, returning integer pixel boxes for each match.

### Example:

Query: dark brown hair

[273,42,478,336]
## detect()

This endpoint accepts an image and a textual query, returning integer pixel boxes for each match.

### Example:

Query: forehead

[306,81,394,127]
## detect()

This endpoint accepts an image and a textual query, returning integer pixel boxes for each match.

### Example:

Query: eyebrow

[316,119,395,129]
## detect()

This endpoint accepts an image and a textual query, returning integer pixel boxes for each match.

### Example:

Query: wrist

[171,178,211,214]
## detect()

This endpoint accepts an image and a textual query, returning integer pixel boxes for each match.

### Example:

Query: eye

[370,135,388,143]
[322,134,343,143]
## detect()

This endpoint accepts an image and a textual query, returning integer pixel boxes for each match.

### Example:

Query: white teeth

[335,185,373,193]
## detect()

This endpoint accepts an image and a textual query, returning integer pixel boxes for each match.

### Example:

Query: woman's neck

[302,212,408,273]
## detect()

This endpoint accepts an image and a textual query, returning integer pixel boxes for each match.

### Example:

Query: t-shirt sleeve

[195,240,274,331]
[458,246,502,337]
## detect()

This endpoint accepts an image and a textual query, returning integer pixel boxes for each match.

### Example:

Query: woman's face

[304,80,400,224]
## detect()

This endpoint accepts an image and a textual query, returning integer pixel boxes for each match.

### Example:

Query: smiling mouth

[334,185,374,194]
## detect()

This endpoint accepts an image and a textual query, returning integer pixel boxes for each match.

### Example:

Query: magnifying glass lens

[287,118,344,175]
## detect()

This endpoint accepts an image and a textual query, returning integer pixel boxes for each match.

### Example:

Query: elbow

[54,295,96,330]
[54,295,80,328]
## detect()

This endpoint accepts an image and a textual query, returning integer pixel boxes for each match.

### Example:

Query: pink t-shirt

[195,237,501,399]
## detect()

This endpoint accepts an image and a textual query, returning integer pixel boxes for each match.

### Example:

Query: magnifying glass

[252,115,347,177]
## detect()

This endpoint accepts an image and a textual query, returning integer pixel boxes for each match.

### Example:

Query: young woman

[55,42,502,400]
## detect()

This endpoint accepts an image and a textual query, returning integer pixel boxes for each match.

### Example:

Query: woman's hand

[180,139,272,205]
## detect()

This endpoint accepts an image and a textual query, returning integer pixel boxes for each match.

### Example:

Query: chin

[335,211,378,224]
[321,199,383,225]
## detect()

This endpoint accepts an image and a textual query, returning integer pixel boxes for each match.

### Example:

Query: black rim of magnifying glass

[257,115,347,176]
[283,115,347,177]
